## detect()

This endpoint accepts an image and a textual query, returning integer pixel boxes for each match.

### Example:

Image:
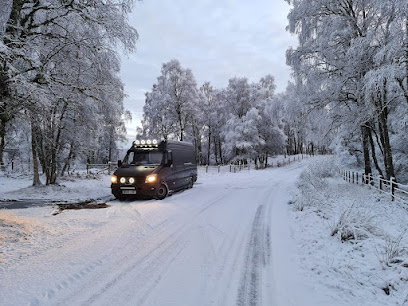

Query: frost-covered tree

[286,0,407,181]
[219,76,286,165]
[143,59,199,142]
[1,0,138,184]
[142,65,286,166]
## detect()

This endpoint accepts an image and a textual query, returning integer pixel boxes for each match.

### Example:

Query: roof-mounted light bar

[133,139,159,148]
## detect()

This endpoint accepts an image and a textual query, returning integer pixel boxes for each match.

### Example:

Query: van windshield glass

[123,151,163,166]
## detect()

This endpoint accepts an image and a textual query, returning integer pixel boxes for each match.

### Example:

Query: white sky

[120,0,297,141]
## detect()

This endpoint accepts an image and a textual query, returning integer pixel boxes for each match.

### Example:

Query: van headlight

[111,175,117,184]
[145,174,157,183]
[129,177,135,184]
[120,177,126,184]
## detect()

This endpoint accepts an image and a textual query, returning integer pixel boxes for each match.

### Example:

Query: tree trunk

[361,124,372,176]
[213,136,218,165]
[368,124,384,178]
[207,129,211,165]
[61,142,75,177]
[45,101,68,185]
[0,119,5,171]
[377,107,395,180]
[218,139,223,164]
[31,124,41,186]
[374,80,396,180]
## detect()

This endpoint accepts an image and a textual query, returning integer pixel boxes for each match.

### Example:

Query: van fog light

[120,177,126,184]
[145,174,157,183]
[111,175,117,184]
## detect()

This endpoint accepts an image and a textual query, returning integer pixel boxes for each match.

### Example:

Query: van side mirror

[118,160,122,167]
[164,150,173,166]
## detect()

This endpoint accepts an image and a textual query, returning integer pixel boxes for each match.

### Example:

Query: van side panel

[164,141,197,189]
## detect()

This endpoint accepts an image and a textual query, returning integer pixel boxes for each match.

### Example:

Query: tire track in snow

[236,204,271,306]
[66,194,229,305]
[82,228,188,306]
[34,191,229,305]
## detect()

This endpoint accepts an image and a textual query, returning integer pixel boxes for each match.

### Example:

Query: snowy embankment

[290,157,408,305]
[0,173,112,201]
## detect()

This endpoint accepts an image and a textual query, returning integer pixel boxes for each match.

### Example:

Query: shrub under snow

[295,156,336,211]
[329,202,380,242]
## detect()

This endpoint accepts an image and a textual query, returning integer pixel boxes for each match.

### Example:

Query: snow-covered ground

[290,157,408,306]
[0,173,112,201]
[1,156,407,305]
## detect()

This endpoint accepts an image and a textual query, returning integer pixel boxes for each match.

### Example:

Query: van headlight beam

[145,174,157,183]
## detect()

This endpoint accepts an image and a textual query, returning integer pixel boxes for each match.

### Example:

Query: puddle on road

[0,199,50,209]
[0,198,111,214]
[52,200,110,215]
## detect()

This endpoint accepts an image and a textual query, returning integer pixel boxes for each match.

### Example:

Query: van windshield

[123,151,163,166]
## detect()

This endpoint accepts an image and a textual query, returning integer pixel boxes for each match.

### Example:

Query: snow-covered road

[1,162,312,306]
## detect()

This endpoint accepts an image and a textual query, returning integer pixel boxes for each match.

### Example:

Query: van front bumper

[111,183,158,198]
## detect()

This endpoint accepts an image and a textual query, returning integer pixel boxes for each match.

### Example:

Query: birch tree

[142,59,200,142]
[286,0,406,180]
[1,0,138,184]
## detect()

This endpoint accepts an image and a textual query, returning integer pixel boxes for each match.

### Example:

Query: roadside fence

[86,161,117,175]
[202,154,309,174]
[340,170,408,205]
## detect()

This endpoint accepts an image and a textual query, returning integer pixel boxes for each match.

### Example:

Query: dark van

[111,139,197,200]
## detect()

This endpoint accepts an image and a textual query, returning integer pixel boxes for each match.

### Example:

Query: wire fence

[201,154,310,174]
[86,162,117,175]
[340,170,408,205]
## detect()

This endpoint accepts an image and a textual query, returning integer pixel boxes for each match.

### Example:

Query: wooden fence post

[218,165,220,173]
[390,177,395,201]
[86,163,89,174]
[356,173,358,184]
[352,172,354,184]
[379,175,383,190]
[206,165,208,173]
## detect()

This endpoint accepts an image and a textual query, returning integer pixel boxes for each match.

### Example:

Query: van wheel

[156,184,168,200]
[188,177,194,189]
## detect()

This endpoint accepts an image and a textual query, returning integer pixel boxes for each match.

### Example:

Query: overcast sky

[120,0,297,141]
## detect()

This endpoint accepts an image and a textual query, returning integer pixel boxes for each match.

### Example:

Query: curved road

[1,162,306,306]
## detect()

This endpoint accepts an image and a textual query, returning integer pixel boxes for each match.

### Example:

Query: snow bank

[0,173,112,201]
[290,156,408,305]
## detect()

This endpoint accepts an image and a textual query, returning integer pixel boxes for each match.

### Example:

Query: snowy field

[1,157,408,305]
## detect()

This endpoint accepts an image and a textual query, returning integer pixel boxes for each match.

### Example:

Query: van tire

[156,183,168,200]
[188,176,194,189]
